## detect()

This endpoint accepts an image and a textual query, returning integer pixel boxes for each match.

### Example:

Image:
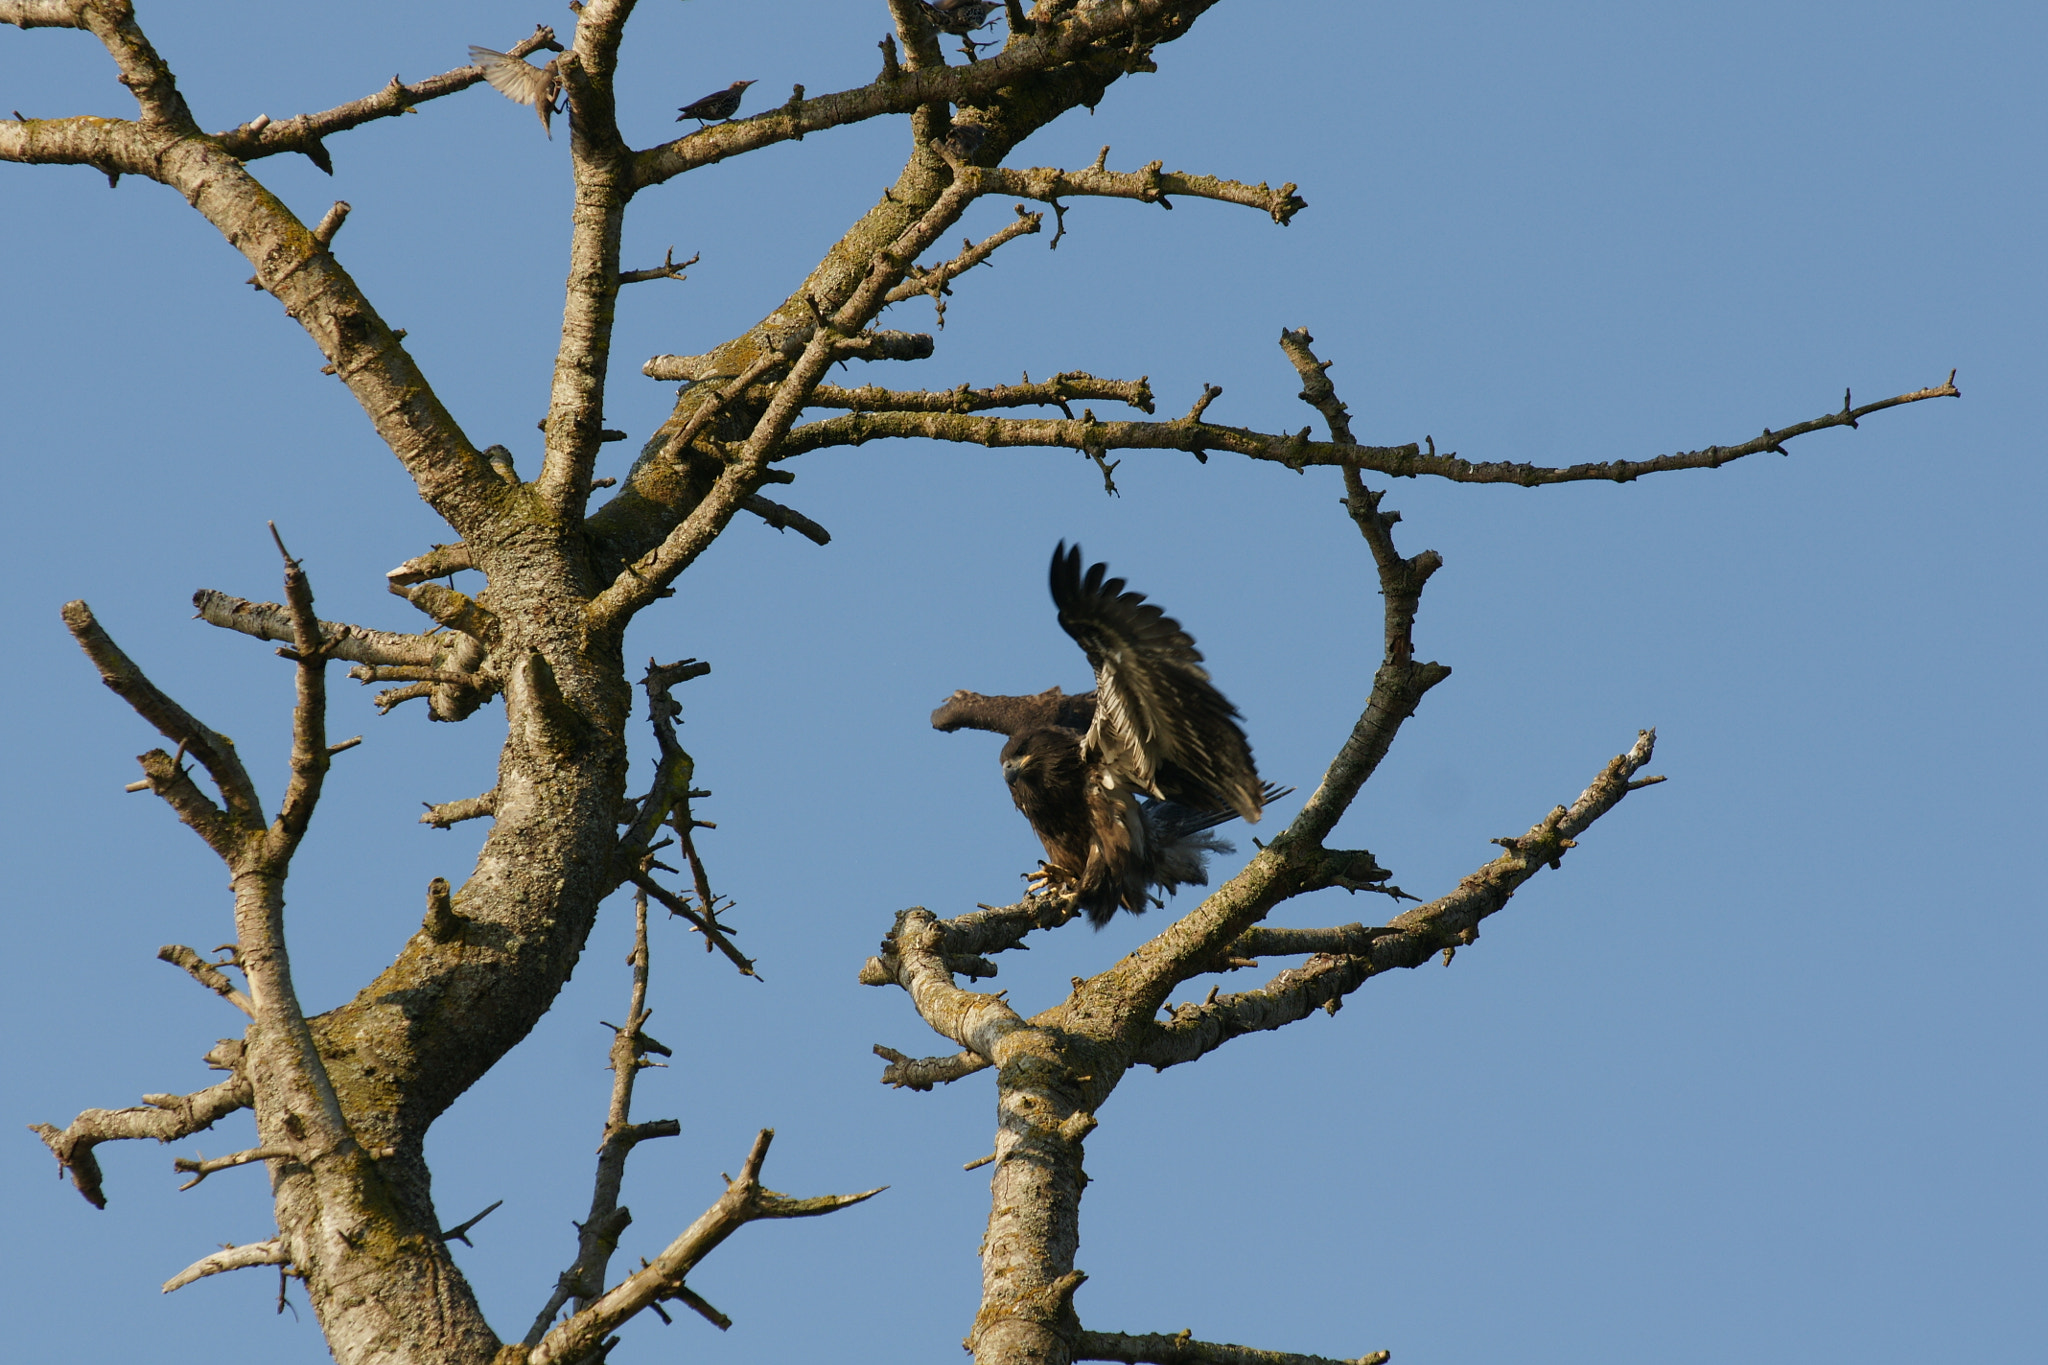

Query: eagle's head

[998,728,1082,795]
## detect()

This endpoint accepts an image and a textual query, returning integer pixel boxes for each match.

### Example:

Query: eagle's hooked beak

[1002,754,1029,785]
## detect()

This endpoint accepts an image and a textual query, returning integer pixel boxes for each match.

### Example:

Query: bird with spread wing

[468,46,562,138]
[934,544,1282,926]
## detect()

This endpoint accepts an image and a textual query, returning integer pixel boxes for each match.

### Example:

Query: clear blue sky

[3,4,2040,1362]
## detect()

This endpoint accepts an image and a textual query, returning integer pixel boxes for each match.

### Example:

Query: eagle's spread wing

[1049,543,1265,822]
[931,686,1096,737]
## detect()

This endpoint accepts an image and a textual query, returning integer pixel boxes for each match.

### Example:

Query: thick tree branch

[528,1130,883,1365]
[867,909,1030,1061]
[1076,1329,1388,1365]
[30,1069,253,1209]
[626,0,1228,190]
[1,104,506,526]
[1138,730,1661,1071]
[0,0,87,28]
[535,2,637,515]
[645,331,939,383]
[388,580,499,642]
[200,586,496,722]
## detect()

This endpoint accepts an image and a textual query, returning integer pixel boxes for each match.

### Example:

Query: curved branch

[4,22,507,529]
[63,601,263,830]
[161,1238,291,1294]
[867,910,1030,1060]
[30,1070,254,1209]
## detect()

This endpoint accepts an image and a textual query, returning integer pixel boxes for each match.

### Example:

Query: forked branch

[1139,730,1661,1071]
[30,1067,253,1209]
[528,1129,883,1365]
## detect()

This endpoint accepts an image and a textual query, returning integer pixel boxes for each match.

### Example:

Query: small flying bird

[922,0,1003,36]
[933,544,1277,926]
[676,80,756,127]
[468,46,562,138]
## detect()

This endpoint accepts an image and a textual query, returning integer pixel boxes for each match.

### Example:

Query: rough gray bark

[6,5,1955,1365]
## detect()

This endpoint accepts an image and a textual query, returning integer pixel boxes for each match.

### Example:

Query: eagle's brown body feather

[938,545,1274,926]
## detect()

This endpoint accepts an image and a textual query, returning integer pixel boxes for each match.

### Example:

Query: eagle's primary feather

[1049,542,1264,823]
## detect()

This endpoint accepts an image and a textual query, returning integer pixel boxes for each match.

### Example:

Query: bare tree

[4,5,1956,1365]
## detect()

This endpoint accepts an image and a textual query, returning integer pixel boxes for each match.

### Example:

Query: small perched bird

[937,118,985,162]
[933,544,1277,926]
[468,46,562,138]
[676,80,756,127]
[922,0,1003,35]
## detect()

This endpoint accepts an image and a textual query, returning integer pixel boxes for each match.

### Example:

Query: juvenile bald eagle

[933,544,1279,926]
